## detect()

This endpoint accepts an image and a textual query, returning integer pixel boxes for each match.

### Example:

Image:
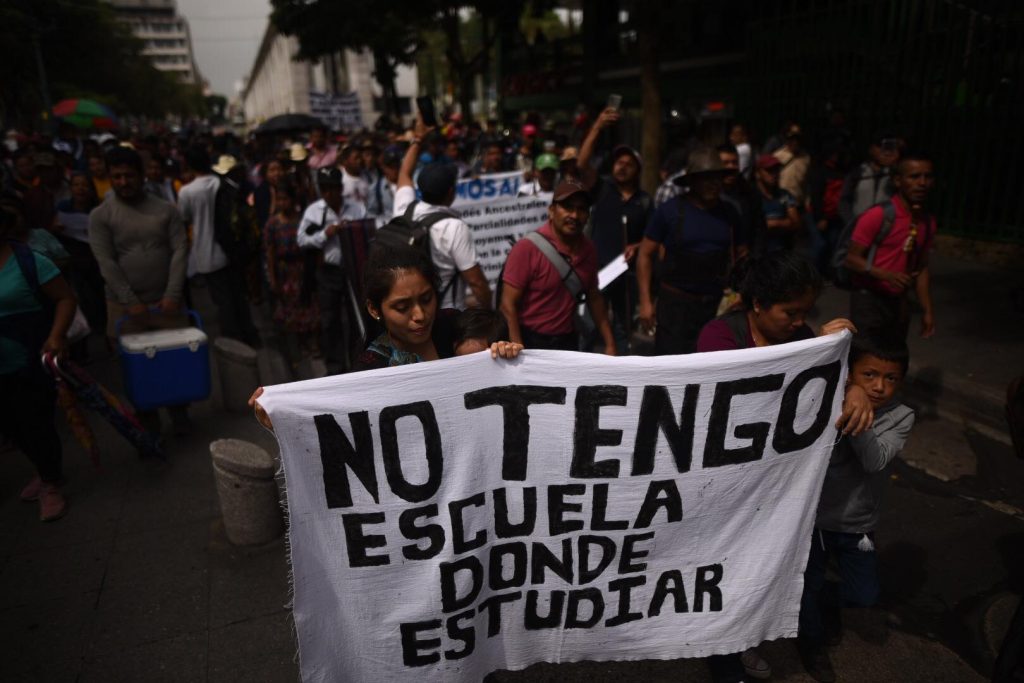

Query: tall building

[106,0,201,85]
[241,21,418,130]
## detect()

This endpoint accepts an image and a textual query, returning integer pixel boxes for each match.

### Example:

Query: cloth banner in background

[453,170,525,207]
[261,333,850,682]
[309,91,363,130]
[458,195,549,286]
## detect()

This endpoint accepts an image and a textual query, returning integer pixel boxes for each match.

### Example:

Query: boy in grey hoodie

[798,336,915,682]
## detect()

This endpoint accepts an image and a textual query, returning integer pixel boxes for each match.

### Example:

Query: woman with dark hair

[248,245,521,429]
[697,250,854,351]
[54,171,105,357]
[264,179,319,360]
[0,191,77,521]
[696,250,869,683]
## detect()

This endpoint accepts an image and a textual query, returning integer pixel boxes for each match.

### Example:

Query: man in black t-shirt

[577,107,652,352]
[637,145,748,355]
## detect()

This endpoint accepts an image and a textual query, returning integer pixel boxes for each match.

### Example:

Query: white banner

[261,334,850,682]
[309,90,363,130]
[458,195,549,286]
[453,171,525,207]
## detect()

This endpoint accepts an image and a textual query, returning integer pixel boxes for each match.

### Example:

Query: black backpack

[374,201,461,304]
[831,199,896,289]
[213,177,259,264]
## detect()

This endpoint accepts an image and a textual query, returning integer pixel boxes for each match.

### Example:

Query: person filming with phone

[576,98,652,353]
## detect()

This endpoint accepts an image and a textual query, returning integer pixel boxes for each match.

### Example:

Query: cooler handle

[115,307,205,339]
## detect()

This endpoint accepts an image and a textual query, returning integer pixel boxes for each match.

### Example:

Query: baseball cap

[417,163,458,200]
[316,167,342,187]
[552,179,589,203]
[612,145,643,167]
[534,153,559,172]
[756,154,782,170]
[560,146,579,162]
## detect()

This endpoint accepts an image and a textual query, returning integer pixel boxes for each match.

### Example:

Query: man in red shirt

[845,151,936,339]
[500,180,616,353]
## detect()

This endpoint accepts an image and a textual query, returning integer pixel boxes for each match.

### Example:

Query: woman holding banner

[249,246,521,430]
[696,250,871,682]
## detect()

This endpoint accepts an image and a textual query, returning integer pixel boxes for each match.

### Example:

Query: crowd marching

[1,104,938,682]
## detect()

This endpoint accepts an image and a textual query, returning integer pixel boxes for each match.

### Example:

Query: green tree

[0,0,202,129]
[271,0,429,118]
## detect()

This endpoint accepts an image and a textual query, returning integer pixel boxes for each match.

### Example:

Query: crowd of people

[1,105,938,683]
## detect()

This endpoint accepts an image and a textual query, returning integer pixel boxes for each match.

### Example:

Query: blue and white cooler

[118,310,211,411]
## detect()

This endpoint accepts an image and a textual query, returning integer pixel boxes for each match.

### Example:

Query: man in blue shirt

[636,145,748,355]
[577,107,652,352]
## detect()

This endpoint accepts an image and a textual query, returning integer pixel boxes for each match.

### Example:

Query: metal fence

[740,0,1024,243]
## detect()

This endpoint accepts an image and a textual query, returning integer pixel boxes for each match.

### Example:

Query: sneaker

[39,484,67,522]
[798,639,836,683]
[20,476,42,502]
[740,647,772,680]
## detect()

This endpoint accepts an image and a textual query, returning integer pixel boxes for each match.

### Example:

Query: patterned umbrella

[41,354,163,460]
[52,99,118,130]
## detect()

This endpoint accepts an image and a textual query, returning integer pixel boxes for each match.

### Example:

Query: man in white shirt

[296,167,367,374]
[178,146,259,346]
[366,145,401,227]
[339,145,369,207]
[392,117,492,310]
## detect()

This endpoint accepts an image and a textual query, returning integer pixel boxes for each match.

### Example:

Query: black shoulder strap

[523,231,584,301]
[9,241,44,304]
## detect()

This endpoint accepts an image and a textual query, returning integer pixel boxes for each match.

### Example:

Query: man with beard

[500,179,616,354]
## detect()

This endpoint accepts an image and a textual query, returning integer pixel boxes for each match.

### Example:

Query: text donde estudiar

[310,361,841,667]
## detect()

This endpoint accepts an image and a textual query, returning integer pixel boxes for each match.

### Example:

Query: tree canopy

[1,0,204,129]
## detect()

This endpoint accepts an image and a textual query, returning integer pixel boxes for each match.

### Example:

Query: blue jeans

[799,528,880,645]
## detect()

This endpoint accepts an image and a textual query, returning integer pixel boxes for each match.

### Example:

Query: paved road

[1,253,1020,682]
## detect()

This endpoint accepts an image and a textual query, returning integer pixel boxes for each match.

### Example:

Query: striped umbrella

[52,98,118,130]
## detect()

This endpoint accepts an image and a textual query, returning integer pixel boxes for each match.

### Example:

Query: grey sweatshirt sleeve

[163,206,188,301]
[88,205,142,306]
[848,406,915,472]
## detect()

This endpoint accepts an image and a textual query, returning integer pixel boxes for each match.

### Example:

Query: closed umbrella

[52,98,118,130]
[42,354,163,460]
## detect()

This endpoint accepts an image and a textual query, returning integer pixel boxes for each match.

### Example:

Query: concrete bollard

[214,337,260,412]
[210,438,283,546]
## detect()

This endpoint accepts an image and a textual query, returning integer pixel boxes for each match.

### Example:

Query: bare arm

[398,115,432,189]
[499,282,525,345]
[586,288,616,355]
[636,236,660,332]
[40,274,77,359]
[460,264,493,310]
[845,242,912,291]
[577,107,619,189]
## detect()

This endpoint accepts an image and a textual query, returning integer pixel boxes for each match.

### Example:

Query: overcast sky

[176,0,272,97]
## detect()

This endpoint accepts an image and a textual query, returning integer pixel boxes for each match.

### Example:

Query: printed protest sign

[261,334,849,682]
[453,171,525,207]
[309,91,363,130]
[457,195,549,285]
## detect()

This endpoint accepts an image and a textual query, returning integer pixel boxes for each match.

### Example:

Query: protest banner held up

[309,91,363,130]
[260,333,850,682]
[452,170,525,207]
